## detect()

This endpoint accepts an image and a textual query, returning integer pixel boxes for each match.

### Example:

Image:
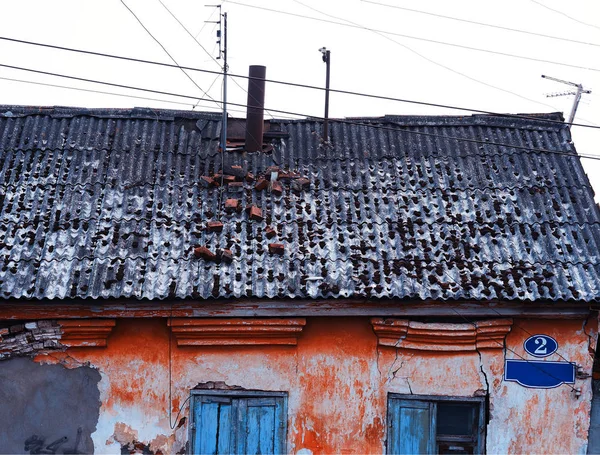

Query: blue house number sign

[504,334,575,388]
[523,335,558,358]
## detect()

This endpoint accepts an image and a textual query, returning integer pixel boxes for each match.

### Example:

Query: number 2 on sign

[534,337,547,355]
[524,334,557,357]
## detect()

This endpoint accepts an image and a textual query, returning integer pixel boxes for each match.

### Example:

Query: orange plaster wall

[35,315,598,454]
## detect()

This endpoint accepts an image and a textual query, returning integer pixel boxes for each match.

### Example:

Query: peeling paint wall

[26,316,597,454]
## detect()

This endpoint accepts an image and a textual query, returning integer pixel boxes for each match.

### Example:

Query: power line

[529,0,600,31]
[157,0,275,119]
[362,0,600,48]
[224,0,600,73]
[2,61,600,162]
[0,74,300,120]
[120,0,220,109]
[1,35,599,130]
[291,0,560,113]
[450,308,578,393]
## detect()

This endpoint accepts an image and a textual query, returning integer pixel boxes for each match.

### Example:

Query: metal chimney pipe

[245,65,266,152]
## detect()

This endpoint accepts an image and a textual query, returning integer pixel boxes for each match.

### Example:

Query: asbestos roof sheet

[0,105,599,302]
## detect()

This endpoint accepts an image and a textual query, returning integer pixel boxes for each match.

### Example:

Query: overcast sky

[0,0,598,195]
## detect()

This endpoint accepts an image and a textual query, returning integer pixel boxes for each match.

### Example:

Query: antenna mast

[542,74,592,125]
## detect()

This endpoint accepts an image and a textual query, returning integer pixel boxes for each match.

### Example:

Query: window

[387,394,485,455]
[190,390,287,455]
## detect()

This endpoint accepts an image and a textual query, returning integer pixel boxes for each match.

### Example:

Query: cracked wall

[17,316,597,454]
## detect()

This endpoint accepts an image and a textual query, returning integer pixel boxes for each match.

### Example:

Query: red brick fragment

[265,226,277,239]
[225,198,240,213]
[269,243,285,255]
[228,182,244,192]
[207,221,224,232]
[245,172,255,182]
[224,164,246,178]
[248,206,264,221]
[278,171,301,180]
[222,175,236,184]
[291,178,310,192]
[200,176,216,188]
[271,180,283,196]
[255,178,269,191]
[194,246,216,261]
[217,248,234,264]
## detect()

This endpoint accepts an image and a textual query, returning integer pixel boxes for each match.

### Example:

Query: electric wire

[1,35,599,130]
[3,61,600,162]
[291,0,560,112]
[450,308,579,393]
[362,0,600,48]
[529,0,600,31]
[0,74,301,120]
[195,3,220,38]
[120,0,220,109]
[224,0,600,73]
[157,0,275,119]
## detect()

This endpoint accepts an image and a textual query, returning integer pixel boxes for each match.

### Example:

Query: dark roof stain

[1,105,599,302]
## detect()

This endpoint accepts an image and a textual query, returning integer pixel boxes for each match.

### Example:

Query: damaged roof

[1,105,599,302]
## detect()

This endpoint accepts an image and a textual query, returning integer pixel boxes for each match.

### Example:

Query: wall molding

[168,318,306,346]
[58,319,116,347]
[371,318,512,351]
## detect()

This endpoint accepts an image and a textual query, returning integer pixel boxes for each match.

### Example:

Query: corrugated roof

[1,105,599,302]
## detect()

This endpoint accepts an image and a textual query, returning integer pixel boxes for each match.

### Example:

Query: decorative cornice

[58,319,116,347]
[168,318,306,346]
[371,318,512,351]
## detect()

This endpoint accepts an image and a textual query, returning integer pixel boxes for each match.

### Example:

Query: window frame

[387,393,486,454]
[189,389,288,455]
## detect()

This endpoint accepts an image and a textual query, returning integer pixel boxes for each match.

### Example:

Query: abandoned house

[0,98,600,454]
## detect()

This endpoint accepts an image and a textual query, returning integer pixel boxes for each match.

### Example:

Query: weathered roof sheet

[1,105,599,302]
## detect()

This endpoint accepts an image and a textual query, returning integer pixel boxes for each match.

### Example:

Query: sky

[0,0,598,195]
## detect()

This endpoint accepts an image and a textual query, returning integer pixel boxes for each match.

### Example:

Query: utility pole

[206,5,227,152]
[542,74,592,125]
[221,12,228,153]
[319,47,331,142]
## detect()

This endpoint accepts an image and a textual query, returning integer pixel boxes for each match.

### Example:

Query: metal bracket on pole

[542,74,592,125]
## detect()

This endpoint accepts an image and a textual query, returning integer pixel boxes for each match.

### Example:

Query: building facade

[0,106,599,454]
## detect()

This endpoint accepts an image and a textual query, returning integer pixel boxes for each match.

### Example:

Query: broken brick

[245,172,255,182]
[224,164,246,178]
[255,179,269,191]
[279,171,301,180]
[248,206,264,221]
[269,243,285,255]
[217,248,234,264]
[228,182,244,192]
[194,246,217,261]
[222,175,236,184]
[265,226,277,239]
[225,199,240,213]
[291,178,310,192]
[270,180,283,196]
[207,221,224,233]
[200,176,216,188]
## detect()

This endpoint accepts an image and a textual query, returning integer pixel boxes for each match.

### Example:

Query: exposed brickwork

[0,321,64,360]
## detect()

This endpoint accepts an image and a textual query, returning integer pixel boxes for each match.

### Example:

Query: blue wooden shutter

[236,397,286,455]
[193,396,233,454]
[388,398,435,455]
